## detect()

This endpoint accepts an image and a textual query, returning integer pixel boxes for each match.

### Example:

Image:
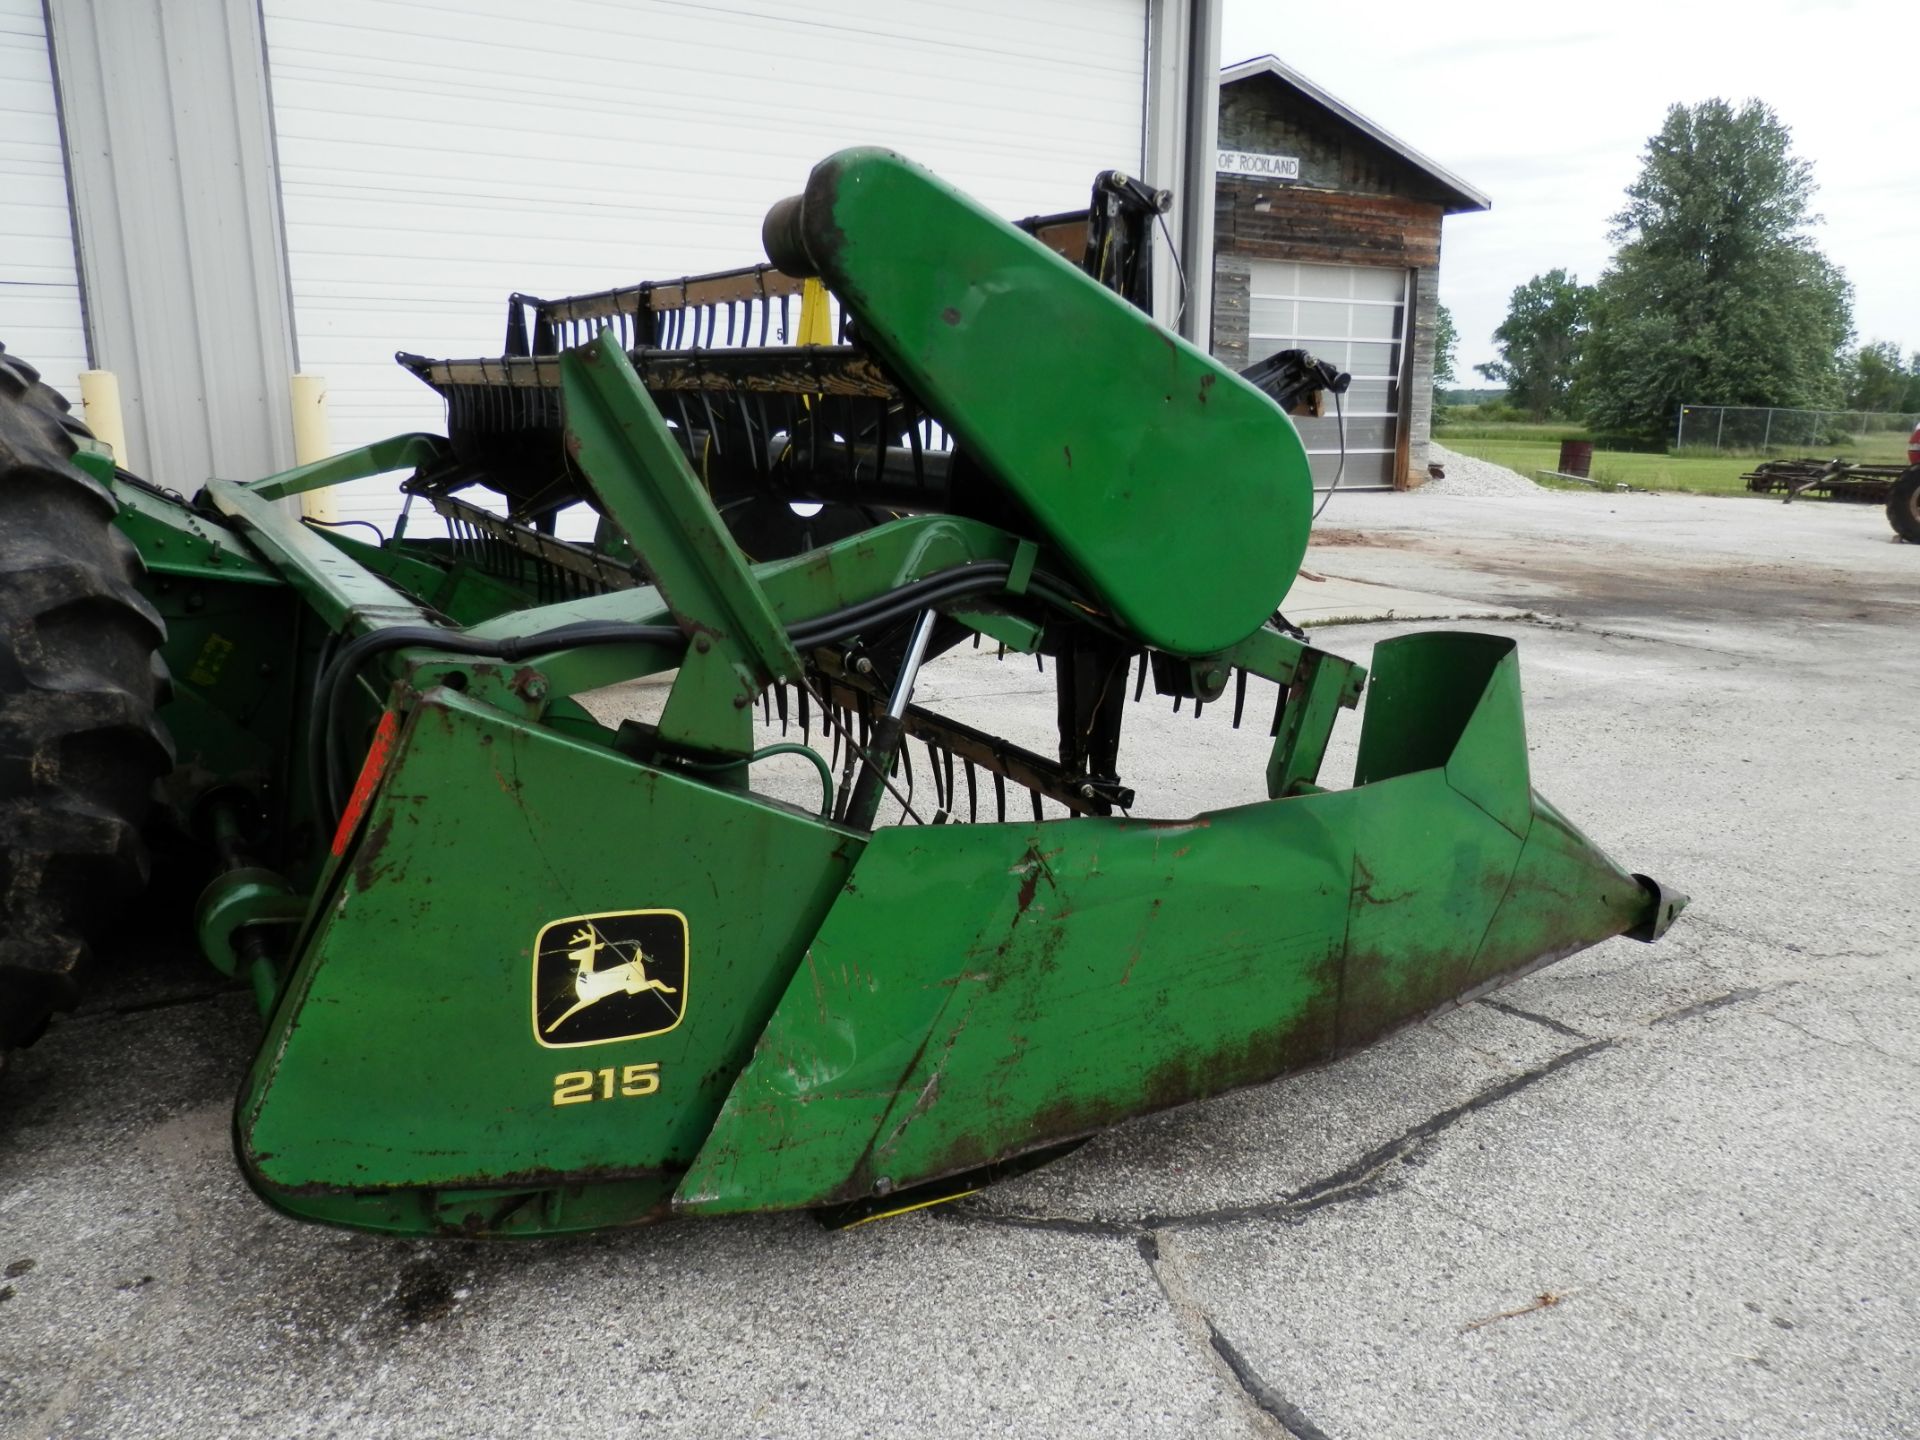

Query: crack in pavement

[1650,987,1764,1026]
[1208,1322,1337,1440]
[1478,997,1588,1039]
[1757,1006,1920,1073]
[1136,1231,1332,1440]
[1158,1040,1614,1233]
[1515,614,1762,660]
[945,1039,1615,1240]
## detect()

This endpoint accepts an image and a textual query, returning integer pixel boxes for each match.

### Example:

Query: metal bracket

[1267,649,1352,798]
[249,433,451,502]
[560,332,802,759]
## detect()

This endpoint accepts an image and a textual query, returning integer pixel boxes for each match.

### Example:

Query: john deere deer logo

[531,909,688,1047]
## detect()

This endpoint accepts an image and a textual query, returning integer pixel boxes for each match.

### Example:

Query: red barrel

[1558,440,1594,478]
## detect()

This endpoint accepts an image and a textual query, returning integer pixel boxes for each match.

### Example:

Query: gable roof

[1221,54,1491,214]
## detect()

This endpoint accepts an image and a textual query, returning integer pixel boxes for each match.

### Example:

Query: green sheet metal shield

[677,633,1667,1215]
[778,147,1314,657]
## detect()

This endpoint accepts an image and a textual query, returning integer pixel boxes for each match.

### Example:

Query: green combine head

[0,150,1683,1236]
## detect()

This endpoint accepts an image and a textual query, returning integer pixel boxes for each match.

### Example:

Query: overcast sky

[1220,0,1920,382]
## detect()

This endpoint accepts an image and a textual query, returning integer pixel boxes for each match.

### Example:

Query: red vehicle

[1892,422,1920,543]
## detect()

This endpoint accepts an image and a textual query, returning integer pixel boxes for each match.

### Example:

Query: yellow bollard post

[289,373,336,522]
[78,370,130,470]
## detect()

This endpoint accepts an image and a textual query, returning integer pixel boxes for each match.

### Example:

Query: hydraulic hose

[680,743,837,818]
[313,559,1051,824]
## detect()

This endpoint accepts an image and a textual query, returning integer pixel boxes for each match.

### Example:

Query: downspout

[1144,0,1220,345]
[1178,0,1220,348]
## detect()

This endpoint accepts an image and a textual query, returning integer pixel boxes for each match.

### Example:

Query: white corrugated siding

[0,0,87,406]
[262,0,1148,525]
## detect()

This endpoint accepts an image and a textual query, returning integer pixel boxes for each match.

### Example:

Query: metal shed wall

[0,0,88,405]
[262,0,1155,525]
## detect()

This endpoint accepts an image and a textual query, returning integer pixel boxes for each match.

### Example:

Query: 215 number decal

[552,1062,661,1106]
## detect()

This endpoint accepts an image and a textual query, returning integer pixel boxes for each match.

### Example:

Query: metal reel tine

[798,686,810,742]
[1134,651,1148,703]
[775,684,789,736]
[1029,788,1043,823]
[966,759,978,823]
[993,771,1007,822]
[836,745,860,825]
[1233,667,1249,728]
[928,740,946,810]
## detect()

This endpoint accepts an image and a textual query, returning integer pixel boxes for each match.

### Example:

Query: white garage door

[1247,258,1408,490]
[263,0,1149,527]
[0,0,88,407]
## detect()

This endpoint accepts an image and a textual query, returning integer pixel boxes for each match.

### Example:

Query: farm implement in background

[0,149,1684,1237]
[1744,423,1920,542]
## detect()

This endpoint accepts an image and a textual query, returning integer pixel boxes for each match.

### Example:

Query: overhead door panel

[1248,259,1408,490]
[0,0,88,405]
[263,0,1148,525]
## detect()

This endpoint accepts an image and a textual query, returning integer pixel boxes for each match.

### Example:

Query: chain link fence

[1676,404,1918,459]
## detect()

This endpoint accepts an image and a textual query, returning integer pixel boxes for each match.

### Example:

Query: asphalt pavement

[2,485,1914,1439]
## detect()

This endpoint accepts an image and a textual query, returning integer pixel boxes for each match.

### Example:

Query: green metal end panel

[677,633,1662,1215]
[788,147,1313,658]
[236,689,858,1236]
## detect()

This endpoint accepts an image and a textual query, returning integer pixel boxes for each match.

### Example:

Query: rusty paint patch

[348,814,398,893]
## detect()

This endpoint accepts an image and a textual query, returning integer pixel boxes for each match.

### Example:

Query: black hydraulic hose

[311,618,683,831]
[1311,385,1349,524]
[312,559,1048,825]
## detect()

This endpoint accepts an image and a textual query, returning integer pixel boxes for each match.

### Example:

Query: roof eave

[1221,54,1492,215]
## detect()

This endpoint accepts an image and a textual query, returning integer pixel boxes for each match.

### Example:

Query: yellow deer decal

[544,923,678,1034]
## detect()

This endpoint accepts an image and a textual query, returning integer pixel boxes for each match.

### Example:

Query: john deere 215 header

[0,150,1683,1235]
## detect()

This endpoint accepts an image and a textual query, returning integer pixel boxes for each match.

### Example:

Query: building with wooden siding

[1213,56,1489,490]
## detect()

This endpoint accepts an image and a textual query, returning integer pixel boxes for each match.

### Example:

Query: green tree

[1474,270,1591,419]
[1432,301,1458,418]
[1841,341,1911,413]
[1580,100,1852,443]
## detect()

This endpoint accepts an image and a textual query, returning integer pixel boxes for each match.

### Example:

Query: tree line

[1462,100,1905,443]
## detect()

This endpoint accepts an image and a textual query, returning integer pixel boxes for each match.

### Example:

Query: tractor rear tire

[1888,469,1920,545]
[0,346,171,1053]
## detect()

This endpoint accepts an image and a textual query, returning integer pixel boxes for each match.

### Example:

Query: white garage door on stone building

[1246,257,1408,490]
[261,0,1152,526]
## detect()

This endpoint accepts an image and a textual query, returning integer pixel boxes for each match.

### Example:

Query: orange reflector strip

[329,709,400,857]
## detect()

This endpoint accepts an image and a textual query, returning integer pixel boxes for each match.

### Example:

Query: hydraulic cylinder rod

[842,608,939,829]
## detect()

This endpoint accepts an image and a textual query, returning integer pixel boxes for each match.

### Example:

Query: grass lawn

[1434,425,1914,497]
